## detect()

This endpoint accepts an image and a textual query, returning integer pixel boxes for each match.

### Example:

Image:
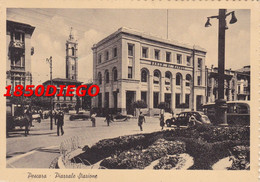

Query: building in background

[6,20,35,91]
[206,65,250,103]
[92,27,207,115]
[42,78,82,110]
[81,82,93,110]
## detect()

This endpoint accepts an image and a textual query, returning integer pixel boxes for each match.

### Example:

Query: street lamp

[46,56,53,130]
[205,9,237,125]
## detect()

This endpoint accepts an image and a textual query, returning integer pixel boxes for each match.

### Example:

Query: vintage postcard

[0,0,259,182]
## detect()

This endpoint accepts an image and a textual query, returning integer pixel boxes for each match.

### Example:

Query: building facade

[42,78,82,110]
[206,65,250,103]
[66,28,78,80]
[6,20,35,90]
[92,27,207,115]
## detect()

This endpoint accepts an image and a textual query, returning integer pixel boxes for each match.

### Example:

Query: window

[105,71,109,83]
[141,92,147,105]
[106,51,109,61]
[238,85,241,94]
[128,44,134,56]
[166,52,171,62]
[177,54,182,64]
[176,73,182,86]
[153,71,160,84]
[98,54,102,63]
[128,67,133,78]
[105,92,109,108]
[186,74,191,87]
[72,65,74,70]
[15,32,20,40]
[142,47,148,58]
[187,56,191,66]
[113,47,117,57]
[98,72,102,84]
[197,76,201,86]
[71,47,75,56]
[165,72,171,85]
[72,76,74,80]
[153,92,159,108]
[185,94,190,108]
[175,93,181,108]
[70,96,73,101]
[98,93,102,108]
[198,58,202,69]
[113,68,118,81]
[141,70,148,82]
[154,50,160,60]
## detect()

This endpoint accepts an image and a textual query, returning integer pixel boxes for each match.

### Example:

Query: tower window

[72,47,75,56]
[72,65,74,70]
[198,58,202,69]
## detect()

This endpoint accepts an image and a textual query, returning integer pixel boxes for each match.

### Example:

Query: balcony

[10,65,25,72]
[9,40,25,49]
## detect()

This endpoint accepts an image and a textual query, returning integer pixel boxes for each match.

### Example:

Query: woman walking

[160,113,165,130]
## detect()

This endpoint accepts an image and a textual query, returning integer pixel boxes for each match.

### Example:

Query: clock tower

[66,27,78,80]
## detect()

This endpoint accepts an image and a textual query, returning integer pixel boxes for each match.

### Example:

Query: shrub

[100,139,186,169]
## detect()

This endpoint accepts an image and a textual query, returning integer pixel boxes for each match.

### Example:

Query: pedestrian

[39,109,43,119]
[138,112,145,131]
[24,110,31,136]
[188,114,202,127]
[57,111,64,136]
[160,113,165,130]
[105,111,111,126]
[91,112,97,127]
[54,109,57,125]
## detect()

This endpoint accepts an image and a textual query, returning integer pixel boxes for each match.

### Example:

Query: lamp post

[46,56,53,130]
[205,9,237,125]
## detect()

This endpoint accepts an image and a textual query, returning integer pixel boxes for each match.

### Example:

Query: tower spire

[69,27,74,40]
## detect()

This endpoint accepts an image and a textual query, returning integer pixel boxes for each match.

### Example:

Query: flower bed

[100,139,185,169]
[70,125,249,170]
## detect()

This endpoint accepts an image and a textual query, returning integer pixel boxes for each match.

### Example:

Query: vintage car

[69,111,91,121]
[166,111,211,127]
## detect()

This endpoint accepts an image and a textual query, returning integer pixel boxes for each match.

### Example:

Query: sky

[7,9,250,85]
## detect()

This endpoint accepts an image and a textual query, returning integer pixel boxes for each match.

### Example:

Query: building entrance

[126,91,135,115]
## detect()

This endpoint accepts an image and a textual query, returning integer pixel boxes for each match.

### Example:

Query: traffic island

[56,125,250,170]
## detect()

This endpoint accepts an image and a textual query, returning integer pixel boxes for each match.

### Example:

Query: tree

[132,100,147,116]
[158,102,170,114]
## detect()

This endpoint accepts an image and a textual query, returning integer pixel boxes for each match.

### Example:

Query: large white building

[92,27,207,115]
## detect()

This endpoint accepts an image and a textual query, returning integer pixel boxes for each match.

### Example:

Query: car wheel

[69,116,74,121]
[166,119,171,127]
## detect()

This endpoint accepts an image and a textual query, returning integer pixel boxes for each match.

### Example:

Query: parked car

[166,111,211,127]
[69,111,90,121]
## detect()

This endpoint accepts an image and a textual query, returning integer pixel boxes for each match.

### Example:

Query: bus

[202,101,250,126]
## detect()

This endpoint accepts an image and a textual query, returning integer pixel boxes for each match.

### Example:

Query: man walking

[57,111,64,136]
[138,112,145,131]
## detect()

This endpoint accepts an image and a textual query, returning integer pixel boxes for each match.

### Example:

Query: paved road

[6,115,167,168]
